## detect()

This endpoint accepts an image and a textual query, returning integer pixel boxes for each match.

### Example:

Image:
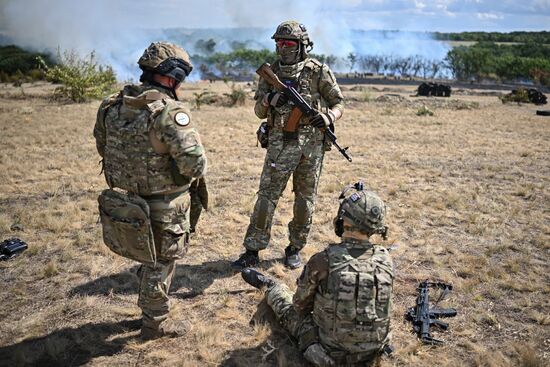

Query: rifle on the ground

[256,63,352,162]
[0,238,28,261]
[405,280,457,345]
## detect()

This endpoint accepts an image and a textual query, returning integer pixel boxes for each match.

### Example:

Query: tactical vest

[313,241,393,354]
[268,58,326,129]
[101,85,184,196]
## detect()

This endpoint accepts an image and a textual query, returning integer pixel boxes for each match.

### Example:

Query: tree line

[1,32,550,87]
[433,31,550,44]
[444,42,550,85]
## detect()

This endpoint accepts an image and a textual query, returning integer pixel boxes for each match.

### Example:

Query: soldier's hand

[310,111,333,129]
[190,177,208,210]
[266,91,288,108]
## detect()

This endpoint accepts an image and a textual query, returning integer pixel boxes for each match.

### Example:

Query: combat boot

[284,246,302,269]
[241,268,275,289]
[231,250,259,270]
[140,319,186,340]
[303,343,335,367]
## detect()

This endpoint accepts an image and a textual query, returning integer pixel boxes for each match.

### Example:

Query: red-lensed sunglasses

[276,39,298,48]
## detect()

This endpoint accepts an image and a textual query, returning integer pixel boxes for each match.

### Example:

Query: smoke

[0,0,450,80]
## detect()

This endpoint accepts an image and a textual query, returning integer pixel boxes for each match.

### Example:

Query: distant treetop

[432,31,550,44]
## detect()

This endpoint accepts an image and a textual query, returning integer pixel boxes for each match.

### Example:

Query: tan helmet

[334,182,388,239]
[138,42,193,82]
[271,20,313,49]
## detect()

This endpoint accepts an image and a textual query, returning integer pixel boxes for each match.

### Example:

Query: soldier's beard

[278,45,301,65]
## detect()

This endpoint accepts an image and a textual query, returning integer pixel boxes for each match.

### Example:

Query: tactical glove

[310,111,334,129]
[266,91,288,108]
[189,177,208,233]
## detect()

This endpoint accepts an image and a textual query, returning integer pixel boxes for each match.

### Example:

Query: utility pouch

[98,189,156,265]
[256,121,270,148]
[0,238,28,261]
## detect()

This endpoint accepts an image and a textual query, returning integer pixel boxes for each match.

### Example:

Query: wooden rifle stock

[256,63,302,135]
[256,63,352,161]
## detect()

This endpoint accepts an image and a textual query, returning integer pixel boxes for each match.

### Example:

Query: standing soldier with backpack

[94,42,207,339]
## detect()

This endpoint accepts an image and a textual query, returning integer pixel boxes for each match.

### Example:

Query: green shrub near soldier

[93,42,207,340]
[232,20,345,270]
[241,182,394,367]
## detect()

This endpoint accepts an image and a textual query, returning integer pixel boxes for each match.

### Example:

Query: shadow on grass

[70,260,236,299]
[0,318,140,367]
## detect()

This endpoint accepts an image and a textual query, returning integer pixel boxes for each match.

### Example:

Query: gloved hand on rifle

[264,91,288,108]
[189,177,208,233]
[310,110,336,129]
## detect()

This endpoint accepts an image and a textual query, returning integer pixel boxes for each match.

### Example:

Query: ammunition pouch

[98,189,156,265]
[256,121,270,148]
[0,238,28,261]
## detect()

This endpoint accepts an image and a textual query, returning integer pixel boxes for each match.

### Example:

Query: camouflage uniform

[266,239,393,366]
[242,184,393,366]
[243,24,344,257]
[94,42,206,336]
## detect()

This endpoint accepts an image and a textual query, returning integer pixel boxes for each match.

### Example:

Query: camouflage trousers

[244,135,324,252]
[138,193,189,328]
[266,283,381,367]
[266,283,318,351]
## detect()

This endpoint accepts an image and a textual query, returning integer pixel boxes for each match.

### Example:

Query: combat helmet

[334,182,388,239]
[138,42,193,83]
[272,20,313,59]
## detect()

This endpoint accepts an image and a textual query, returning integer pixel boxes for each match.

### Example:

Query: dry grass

[0,80,548,366]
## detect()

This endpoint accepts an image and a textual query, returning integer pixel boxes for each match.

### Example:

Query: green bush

[224,83,247,107]
[499,88,530,104]
[10,70,26,86]
[0,70,8,83]
[416,105,434,116]
[192,90,212,110]
[27,68,46,81]
[38,49,117,103]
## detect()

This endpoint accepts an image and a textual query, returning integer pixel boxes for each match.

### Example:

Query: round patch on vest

[174,112,190,126]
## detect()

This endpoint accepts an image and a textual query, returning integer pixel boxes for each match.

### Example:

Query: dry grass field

[0,80,548,367]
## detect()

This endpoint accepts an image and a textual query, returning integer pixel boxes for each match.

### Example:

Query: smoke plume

[0,0,450,80]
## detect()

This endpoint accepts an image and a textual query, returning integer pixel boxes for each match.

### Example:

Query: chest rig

[268,58,324,130]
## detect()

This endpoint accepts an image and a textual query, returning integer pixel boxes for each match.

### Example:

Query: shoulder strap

[98,91,122,124]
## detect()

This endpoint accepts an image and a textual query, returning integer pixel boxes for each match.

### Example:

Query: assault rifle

[405,280,457,345]
[256,63,352,162]
[0,238,28,261]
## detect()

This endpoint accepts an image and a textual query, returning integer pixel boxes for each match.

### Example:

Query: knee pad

[294,197,312,226]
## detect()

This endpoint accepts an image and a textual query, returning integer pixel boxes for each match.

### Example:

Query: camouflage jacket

[253,58,344,152]
[93,83,207,196]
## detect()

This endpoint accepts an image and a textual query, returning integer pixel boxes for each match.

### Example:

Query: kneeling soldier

[242,182,393,366]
